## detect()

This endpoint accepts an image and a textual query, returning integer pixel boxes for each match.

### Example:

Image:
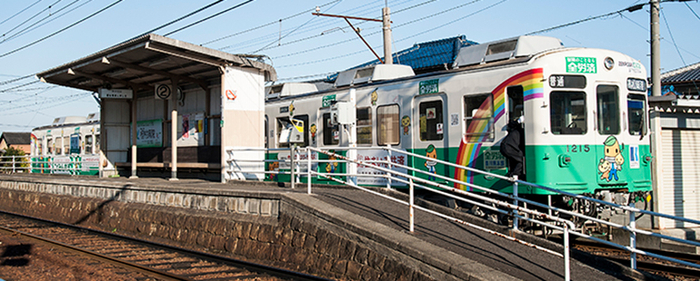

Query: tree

[1,146,28,172]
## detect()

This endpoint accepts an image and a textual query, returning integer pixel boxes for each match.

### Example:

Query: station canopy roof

[36,33,276,93]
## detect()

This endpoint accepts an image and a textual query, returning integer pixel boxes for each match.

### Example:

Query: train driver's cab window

[323,113,339,145]
[377,104,400,145]
[550,91,587,135]
[597,85,620,135]
[419,100,443,141]
[356,107,372,145]
[277,115,309,148]
[627,94,646,136]
[464,94,494,142]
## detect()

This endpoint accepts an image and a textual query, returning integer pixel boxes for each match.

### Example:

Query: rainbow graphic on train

[454,68,544,190]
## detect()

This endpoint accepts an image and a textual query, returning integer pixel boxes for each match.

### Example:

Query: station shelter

[36,34,276,182]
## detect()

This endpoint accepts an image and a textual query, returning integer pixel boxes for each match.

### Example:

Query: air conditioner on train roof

[453,35,564,68]
[265,82,318,99]
[335,64,415,87]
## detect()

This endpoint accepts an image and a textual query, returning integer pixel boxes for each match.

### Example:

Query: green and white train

[265,35,652,217]
[30,113,101,175]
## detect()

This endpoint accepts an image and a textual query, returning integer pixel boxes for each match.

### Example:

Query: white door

[659,129,700,228]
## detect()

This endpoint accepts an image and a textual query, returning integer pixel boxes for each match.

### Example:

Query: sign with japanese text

[566,57,597,74]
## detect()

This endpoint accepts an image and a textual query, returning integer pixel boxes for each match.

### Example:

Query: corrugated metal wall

[659,129,700,228]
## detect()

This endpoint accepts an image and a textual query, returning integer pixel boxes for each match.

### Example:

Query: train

[30,113,102,175]
[263,35,653,223]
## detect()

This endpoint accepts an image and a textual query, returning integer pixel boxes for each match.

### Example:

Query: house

[649,62,700,230]
[0,132,31,154]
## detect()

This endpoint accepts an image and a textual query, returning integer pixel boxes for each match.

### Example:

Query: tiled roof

[0,132,31,145]
[327,35,477,81]
[661,61,700,84]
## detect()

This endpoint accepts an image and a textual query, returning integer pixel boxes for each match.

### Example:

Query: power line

[202,0,341,46]
[0,0,82,45]
[270,0,485,60]
[0,80,40,93]
[6,0,94,46]
[130,0,224,41]
[0,0,123,59]
[164,0,255,37]
[525,3,645,35]
[619,13,700,60]
[0,0,43,27]
[686,2,700,21]
[0,74,34,86]
[1,0,61,39]
[275,0,505,70]
[661,8,700,94]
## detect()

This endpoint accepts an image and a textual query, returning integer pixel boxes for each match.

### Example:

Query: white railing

[0,155,100,175]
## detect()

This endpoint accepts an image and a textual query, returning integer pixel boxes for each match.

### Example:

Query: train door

[506,86,525,179]
[413,94,448,183]
[595,84,627,186]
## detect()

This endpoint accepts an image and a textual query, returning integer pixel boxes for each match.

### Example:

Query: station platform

[0,174,655,280]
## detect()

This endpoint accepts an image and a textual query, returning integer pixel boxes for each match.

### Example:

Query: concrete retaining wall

[0,177,445,281]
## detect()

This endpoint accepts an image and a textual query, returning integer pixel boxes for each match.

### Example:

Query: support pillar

[170,78,179,181]
[130,88,138,179]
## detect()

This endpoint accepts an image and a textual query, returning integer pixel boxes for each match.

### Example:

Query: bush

[1,147,29,172]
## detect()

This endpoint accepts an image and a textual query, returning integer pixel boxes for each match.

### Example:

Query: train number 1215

[566,144,590,153]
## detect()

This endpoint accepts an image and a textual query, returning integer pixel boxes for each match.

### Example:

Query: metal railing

[226,145,700,280]
[0,155,100,175]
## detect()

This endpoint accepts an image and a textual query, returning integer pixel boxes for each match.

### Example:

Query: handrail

[224,145,700,280]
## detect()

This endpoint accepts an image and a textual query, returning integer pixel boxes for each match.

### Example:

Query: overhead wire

[271,0,486,60]
[0,74,34,86]
[686,2,700,21]
[130,0,224,40]
[0,0,123,59]
[660,8,700,94]
[276,0,503,73]
[164,0,255,36]
[0,0,82,45]
[0,0,43,27]
[1,0,61,39]
[525,3,645,35]
[201,0,341,46]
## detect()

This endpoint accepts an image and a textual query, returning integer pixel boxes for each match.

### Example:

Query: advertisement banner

[136,119,163,148]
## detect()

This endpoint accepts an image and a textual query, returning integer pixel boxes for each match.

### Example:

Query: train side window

[627,94,646,136]
[357,107,372,145]
[86,136,93,154]
[463,94,494,142]
[419,100,443,141]
[550,91,587,135]
[47,138,53,154]
[323,113,339,145]
[377,104,400,145]
[597,85,620,135]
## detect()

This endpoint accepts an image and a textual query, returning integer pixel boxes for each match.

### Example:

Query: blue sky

[1,0,699,135]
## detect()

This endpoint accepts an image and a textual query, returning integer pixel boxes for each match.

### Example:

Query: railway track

[0,210,330,281]
[573,240,700,280]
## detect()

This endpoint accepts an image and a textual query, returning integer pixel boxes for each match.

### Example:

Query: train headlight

[604,57,614,70]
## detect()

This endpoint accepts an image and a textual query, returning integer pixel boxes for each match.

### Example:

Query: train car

[264,35,652,219]
[30,113,101,175]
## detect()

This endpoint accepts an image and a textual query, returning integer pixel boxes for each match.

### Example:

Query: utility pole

[650,0,661,96]
[313,7,393,64]
[382,7,392,64]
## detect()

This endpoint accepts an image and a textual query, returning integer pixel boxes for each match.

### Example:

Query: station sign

[99,88,133,99]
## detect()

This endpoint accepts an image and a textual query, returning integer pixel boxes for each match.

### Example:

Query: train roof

[32,113,100,131]
[266,36,573,102]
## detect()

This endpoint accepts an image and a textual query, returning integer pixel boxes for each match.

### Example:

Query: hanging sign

[99,88,133,99]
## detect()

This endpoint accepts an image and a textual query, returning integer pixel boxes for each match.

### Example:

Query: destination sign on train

[548,75,586,89]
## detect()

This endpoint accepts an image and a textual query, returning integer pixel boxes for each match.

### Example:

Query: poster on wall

[136,119,163,148]
[177,112,205,146]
